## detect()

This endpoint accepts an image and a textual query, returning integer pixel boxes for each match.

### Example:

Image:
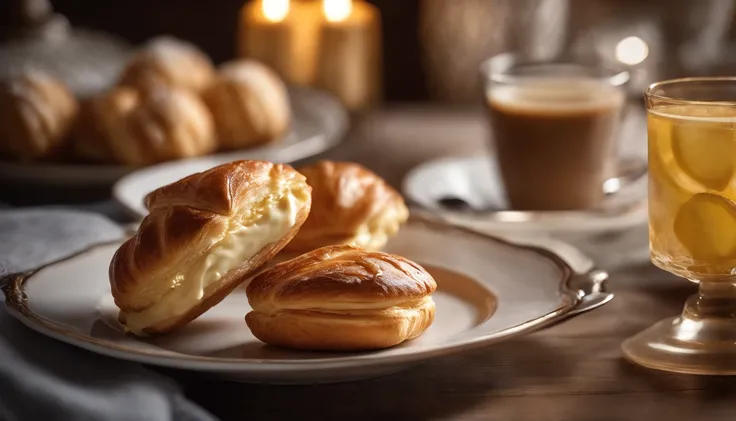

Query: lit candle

[238,0,320,85]
[315,0,381,111]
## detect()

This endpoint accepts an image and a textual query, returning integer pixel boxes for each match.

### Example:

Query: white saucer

[403,155,648,235]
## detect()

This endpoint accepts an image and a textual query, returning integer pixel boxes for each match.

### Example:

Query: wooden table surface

[168,107,734,421]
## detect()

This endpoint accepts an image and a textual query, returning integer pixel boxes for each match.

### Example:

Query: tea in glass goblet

[623,77,736,374]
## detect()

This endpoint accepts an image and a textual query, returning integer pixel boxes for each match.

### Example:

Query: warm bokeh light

[615,36,649,66]
[324,0,353,23]
[262,0,289,22]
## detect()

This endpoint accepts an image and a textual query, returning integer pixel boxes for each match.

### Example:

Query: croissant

[0,70,78,162]
[202,59,290,150]
[282,161,409,254]
[246,245,437,351]
[109,160,312,335]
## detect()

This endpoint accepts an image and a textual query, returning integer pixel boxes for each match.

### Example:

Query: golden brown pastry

[202,59,290,150]
[282,161,409,254]
[246,245,437,351]
[109,160,312,336]
[74,85,216,165]
[117,36,216,93]
[72,87,136,163]
[0,69,78,162]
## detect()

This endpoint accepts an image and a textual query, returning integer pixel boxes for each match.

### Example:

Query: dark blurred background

[50,0,429,102]
[45,0,736,104]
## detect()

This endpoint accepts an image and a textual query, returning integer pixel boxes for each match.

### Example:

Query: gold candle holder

[315,0,381,111]
[238,0,321,85]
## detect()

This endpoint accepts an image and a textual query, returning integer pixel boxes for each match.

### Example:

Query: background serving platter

[2,216,612,384]
[0,87,348,189]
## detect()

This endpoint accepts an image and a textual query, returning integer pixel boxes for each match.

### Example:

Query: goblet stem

[671,281,736,345]
[683,281,736,319]
[623,280,736,374]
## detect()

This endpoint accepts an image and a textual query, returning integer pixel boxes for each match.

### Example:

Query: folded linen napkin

[0,209,216,421]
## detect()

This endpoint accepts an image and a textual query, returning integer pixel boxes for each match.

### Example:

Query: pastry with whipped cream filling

[109,160,311,336]
[282,161,409,255]
[246,245,437,351]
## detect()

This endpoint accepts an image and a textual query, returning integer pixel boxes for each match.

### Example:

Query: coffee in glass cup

[481,54,629,211]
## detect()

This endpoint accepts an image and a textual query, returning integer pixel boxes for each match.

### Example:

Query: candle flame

[615,36,649,66]
[262,0,289,22]
[324,0,352,23]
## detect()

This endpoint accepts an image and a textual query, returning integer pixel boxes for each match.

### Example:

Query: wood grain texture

[161,107,735,421]
[169,266,719,421]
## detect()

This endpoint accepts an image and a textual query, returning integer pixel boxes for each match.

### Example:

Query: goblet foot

[623,282,736,375]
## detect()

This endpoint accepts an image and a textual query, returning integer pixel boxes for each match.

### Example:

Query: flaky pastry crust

[246,245,437,350]
[282,161,409,254]
[110,160,311,335]
[202,60,290,150]
[0,70,78,162]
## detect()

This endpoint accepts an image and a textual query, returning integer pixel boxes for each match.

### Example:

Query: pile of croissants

[109,160,438,351]
[0,37,290,165]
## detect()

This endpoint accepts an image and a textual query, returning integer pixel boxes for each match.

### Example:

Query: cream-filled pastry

[109,160,311,335]
[246,245,437,351]
[282,161,409,255]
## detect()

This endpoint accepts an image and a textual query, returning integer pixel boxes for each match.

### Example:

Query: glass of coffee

[481,53,630,211]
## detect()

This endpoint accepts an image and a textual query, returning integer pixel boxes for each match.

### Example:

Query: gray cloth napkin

[0,209,216,421]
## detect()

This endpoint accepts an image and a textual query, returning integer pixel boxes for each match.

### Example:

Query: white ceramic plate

[403,155,648,235]
[2,217,612,384]
[0,87,348,189]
